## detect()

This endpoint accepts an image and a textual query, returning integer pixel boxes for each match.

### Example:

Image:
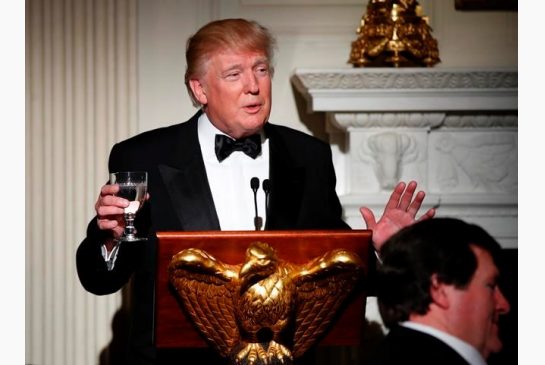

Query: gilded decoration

[348,0,440,67]
[168,242,364,365]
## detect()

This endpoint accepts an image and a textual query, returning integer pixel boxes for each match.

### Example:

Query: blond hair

[185,18,276,106]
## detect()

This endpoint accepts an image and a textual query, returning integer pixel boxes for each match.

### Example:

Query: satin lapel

[157,115,220,231]
[265,124,305,229]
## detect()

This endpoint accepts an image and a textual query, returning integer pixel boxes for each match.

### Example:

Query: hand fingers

[101,183,119,195]
[95,184,129,215]
[398,180,418,211]
[383,182,406,212]
[406,190,426,217]
[99,184,128,208]
[95,184,129,233]
[111,225,125,239]
[96,195,128,216]
[96,216,125,238]
[360,207,377,230]
[97,217,122,230]
[417,208,436,222]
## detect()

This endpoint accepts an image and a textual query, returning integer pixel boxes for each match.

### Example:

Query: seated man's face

[447,245,510,356]
[190,48,272,139]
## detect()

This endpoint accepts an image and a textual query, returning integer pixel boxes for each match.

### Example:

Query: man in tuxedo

[76,18,435,364]
[369,218,510,365]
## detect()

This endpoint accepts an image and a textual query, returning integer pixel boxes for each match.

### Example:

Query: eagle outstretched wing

[291,249,364,357]
[168,248,240,357]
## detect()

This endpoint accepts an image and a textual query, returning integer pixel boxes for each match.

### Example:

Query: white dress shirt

[401,321,487,365]
[198,112,270,230]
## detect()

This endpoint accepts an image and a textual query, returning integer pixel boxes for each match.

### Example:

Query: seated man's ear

[429,273,450,309]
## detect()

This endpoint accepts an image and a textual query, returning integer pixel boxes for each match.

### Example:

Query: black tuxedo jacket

[76,111,351,364]
[368,325,471,365]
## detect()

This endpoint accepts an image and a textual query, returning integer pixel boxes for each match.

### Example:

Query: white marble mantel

[292,68,518,248]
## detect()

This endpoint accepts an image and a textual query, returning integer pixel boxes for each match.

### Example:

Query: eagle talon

[267,341,293,364]
[235,342,269,365]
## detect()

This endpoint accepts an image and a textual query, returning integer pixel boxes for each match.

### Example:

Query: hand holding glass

[109,171,148,242]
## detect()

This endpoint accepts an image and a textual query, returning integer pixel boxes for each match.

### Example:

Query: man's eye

[225,72,240,79]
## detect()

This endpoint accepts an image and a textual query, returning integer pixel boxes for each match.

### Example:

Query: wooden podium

[155,230,372,350]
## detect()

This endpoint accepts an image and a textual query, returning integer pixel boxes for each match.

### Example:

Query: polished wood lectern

[155,230,372,352]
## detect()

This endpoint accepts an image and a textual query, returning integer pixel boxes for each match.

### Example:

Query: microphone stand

[250,177,262,230]
[262,179,271,229]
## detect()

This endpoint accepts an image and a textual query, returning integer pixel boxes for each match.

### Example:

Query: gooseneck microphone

[262,179,271,228]
[250,177,262,230]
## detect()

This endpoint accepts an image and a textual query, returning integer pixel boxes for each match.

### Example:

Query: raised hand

[360,181,435,252]
[95,183,128,240]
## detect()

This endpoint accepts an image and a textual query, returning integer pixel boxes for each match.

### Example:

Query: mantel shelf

[292,68,517,112]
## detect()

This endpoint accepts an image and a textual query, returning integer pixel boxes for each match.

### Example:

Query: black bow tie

[215,134,262,162]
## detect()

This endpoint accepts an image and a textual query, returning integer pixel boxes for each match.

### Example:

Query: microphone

[250,177,262,230]
[262,179,271,229]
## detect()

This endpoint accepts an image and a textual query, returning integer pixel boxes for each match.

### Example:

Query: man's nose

[244,72,259,94]
[495,287,511,314]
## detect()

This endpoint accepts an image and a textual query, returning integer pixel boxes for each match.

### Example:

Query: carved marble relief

[364,132,418,189]
[431,132,517,193]
[351,130,426,192]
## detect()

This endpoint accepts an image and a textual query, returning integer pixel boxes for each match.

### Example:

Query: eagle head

[239,242,278,289]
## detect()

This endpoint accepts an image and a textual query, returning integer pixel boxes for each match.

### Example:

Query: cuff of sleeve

[101,242,121,271]
[374,249,383,265]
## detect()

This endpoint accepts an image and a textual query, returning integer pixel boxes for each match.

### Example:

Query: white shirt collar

[196,111,270,230]
[401,321,487,365]
[197,111,265,162]
[198,112,226,162]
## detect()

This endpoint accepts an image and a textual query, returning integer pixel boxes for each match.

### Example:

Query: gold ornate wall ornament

[348,0,440,67]
[168,241,365,365]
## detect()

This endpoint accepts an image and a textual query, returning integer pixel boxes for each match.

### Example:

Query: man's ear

[430,273,450,309]
[189,79,208,105]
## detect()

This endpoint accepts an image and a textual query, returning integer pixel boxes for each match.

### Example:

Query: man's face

[447,245,510,356]
[189,49,272,139]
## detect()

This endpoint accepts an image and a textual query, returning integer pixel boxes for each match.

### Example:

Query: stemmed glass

[109,171,148,242]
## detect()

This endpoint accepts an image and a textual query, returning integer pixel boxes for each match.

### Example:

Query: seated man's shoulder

[369,326,469,365]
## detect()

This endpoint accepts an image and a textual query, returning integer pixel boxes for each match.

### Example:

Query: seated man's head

[185,18,276,139]
[377,218,510,357]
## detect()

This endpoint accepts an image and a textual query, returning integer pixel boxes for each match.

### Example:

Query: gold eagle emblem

[168,241,365,364]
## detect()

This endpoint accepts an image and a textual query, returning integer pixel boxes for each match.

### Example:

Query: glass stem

[124,212,137,239]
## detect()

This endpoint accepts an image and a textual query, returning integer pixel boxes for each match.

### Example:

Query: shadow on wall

[290,77,348,159]
[99,284,131,365]
[290,79,327,143]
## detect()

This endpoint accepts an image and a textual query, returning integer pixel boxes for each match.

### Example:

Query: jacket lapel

[157,113,220,231]
[265,124,305,229]
[156,119,307,231]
